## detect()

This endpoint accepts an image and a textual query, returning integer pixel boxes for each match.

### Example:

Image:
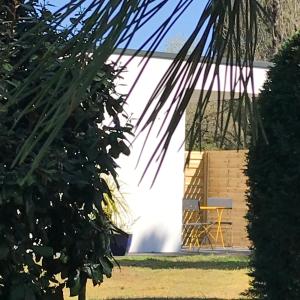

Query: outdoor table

[199,206,231,248]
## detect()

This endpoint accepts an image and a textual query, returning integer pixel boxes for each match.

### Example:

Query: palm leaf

[135,0,269,183]
[4,0,270,181]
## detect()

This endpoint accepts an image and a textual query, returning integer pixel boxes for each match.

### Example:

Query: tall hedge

[246,31,300,299]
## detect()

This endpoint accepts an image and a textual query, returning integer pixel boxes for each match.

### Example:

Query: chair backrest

[182,199,200,211]
[207,197,232,208]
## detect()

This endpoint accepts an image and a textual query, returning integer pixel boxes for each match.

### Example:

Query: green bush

[246,31,300,299]
[0,1,132,299]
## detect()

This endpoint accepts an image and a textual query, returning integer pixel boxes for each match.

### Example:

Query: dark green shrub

[0,1,132,299]
[246,31,300,299]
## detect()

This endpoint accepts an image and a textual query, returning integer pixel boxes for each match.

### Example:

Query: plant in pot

[101,175,136,256]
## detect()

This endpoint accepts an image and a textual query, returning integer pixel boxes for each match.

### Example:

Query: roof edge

[113,48,272,69]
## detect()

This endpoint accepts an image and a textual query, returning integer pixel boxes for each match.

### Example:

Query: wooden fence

[184,150,249,248]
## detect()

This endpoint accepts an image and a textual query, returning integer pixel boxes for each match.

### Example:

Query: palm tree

[2,0,269,176]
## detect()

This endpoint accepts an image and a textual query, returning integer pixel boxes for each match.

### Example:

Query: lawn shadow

[101,298,244,300]
[117,257,248,270]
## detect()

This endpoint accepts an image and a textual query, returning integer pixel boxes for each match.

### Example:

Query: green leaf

[44,288,64,300]
[70,17,78,25]
[99,257,113,278]
[91,265,104,285]
[42,10,53,20]
[0,243,9,260]
[3,63,13,72]
[32,245,53,257]
[9,284,25,300]
[20,3,35,11]
[118,141,130,156]
[25,287,36,300]
[59,252,68,264]
[69,271,81,297]
[6,80,21,88]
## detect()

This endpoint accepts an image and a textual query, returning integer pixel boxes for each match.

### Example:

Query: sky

[50,0,207,52]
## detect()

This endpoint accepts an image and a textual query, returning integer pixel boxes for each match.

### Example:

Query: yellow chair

[182,199,214,249]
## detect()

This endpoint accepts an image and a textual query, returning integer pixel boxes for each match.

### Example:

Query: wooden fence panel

[184,151,205,200]
[184,150,249,248]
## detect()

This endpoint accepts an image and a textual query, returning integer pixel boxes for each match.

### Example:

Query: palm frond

[135,0,268,183]
[3,0,269,181]
[7,0,197,171]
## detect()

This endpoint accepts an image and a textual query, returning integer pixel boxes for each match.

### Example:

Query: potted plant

[110,226,133,256]
[101,175,135,256]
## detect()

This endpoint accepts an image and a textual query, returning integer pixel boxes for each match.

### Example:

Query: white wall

[109,52,268,253]
[109,54,185,253]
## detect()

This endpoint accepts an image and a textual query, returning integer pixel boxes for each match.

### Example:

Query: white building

[109,50,269,253]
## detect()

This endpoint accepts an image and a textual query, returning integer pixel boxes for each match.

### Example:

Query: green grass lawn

[64,254,250,300]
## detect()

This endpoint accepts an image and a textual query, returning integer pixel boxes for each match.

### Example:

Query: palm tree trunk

[270,0,281,55]
[4,0,19,20]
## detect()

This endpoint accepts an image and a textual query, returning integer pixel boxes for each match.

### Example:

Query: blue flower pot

[110,232,132,256]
